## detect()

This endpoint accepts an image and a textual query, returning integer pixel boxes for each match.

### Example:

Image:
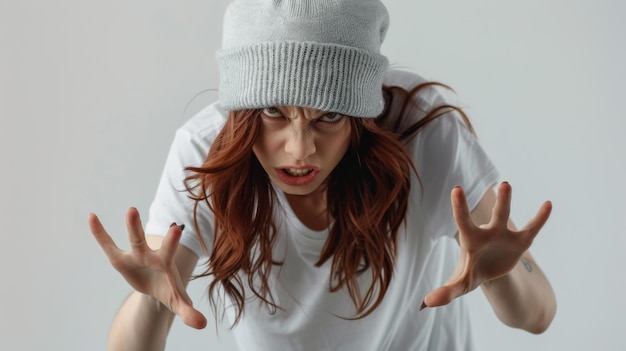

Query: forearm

[108,291,175,351]
[481,253,556,334]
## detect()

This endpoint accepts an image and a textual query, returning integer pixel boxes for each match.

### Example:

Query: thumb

[178,303,208,329]
[422,283,467,310]
[170,285,208,329]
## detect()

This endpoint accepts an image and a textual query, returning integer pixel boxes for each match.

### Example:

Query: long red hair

[184,83,472,325]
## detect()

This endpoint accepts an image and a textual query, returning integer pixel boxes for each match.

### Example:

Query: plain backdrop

[1,0,624,350]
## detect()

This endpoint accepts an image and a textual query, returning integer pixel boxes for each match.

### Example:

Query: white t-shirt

[146,66,500,350]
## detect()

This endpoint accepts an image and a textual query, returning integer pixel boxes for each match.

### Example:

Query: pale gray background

[1,0,624,350]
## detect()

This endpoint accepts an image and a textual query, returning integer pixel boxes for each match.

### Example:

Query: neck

[284,189,328,231]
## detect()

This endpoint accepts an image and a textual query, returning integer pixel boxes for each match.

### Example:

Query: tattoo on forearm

[521,258,533,273]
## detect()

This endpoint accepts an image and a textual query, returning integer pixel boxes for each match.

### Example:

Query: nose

[284,125,316,161]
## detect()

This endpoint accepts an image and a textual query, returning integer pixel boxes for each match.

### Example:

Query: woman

[89,0,556,350]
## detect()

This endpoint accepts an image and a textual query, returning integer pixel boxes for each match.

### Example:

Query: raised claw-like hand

[422,182,552,309]
[88,208,207,329]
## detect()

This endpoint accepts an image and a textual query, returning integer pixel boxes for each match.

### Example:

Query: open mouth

[283,168,314,177]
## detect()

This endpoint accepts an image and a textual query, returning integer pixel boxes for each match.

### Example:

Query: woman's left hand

[421,182,552,309]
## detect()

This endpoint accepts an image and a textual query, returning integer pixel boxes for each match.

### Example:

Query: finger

[160,224,184,259]
[125,207,148,250]
[521,200,552,238]
[168,273,207,329]
[491,182,512,228]
[451,186,475,233]
[422,282,467,309]
[177,298,208,329]
[88,213,122,258]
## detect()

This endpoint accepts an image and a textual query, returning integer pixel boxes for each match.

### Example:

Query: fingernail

[419,301,428,311]
[169,222,177,228]
[179,224,185,231]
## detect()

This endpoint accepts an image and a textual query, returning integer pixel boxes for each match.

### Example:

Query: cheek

[337,123,353,151]
[321,125,352,161]
[253,129,280,164]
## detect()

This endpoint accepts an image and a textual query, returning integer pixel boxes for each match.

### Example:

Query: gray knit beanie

[216,0,390,118]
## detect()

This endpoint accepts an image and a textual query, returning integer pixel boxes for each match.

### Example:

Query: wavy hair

[184,82,473,326]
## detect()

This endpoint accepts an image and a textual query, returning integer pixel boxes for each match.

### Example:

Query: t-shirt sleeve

[410,97,500,240]
[144,110,222,259]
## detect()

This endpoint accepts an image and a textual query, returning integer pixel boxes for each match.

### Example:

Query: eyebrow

[276,106,331,121]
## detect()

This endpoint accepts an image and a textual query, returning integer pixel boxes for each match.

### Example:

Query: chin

[278,185,318,196]
[271,179,323,197]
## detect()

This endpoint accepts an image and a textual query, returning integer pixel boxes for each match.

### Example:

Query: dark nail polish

[179,224,185,231]
[419,301,427,311]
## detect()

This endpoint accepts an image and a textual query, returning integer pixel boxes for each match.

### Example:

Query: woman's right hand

[88,207,207,329]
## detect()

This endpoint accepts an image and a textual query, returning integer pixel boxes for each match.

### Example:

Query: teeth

[284,168,313,177]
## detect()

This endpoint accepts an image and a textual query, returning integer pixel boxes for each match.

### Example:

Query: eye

[262,107,283,118]
[318,112,344,124]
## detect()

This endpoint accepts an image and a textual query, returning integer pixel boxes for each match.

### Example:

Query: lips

[275,166,319,186]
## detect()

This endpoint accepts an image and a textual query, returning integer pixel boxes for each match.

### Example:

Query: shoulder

[383,64,430,90]
[160,102,229,171]
[169,102,229,159]
[384,64,460,108]
[177,102,229,142]
[381,64,463,134]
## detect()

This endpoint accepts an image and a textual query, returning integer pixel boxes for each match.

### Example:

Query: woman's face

[252,106,352,197]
